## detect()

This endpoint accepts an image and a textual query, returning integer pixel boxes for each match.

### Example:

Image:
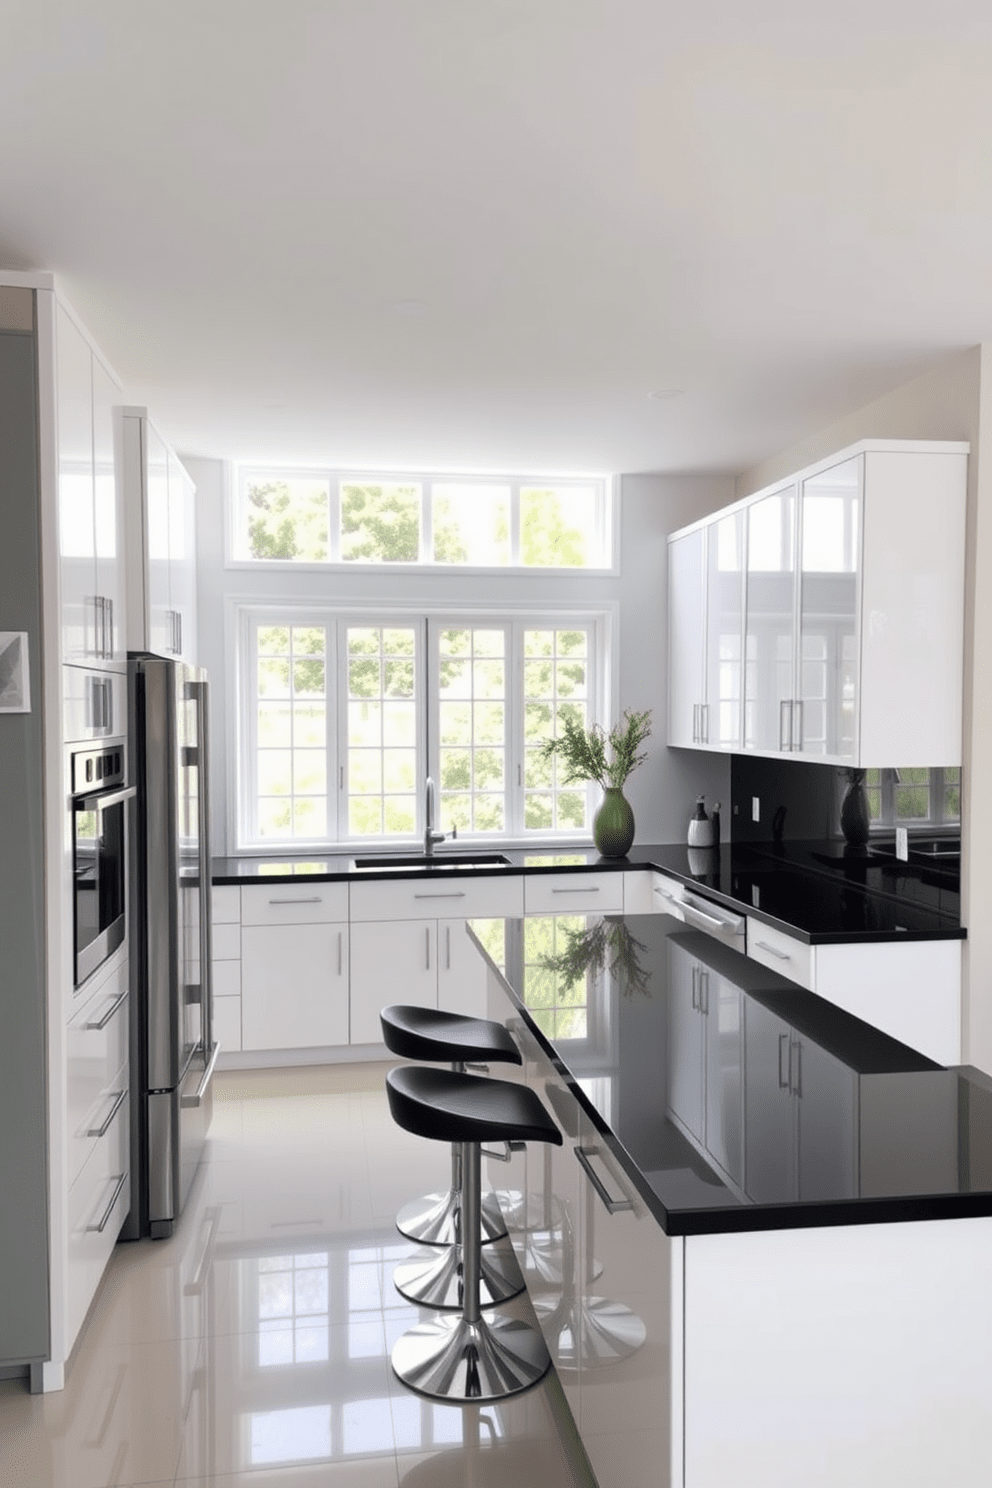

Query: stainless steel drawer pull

[86,989,128,1030]
[552,886,600,894]
[87,1088,128,1138]
[337,931,343,977]
[576,1146,634,1214]
[425,927,431,970]
[778,1033,790,1089]
[754,939,791,961]
[413,892,467,900]
[267,896,323,905]
[89,1173,127,1234]
[680,899,724,928]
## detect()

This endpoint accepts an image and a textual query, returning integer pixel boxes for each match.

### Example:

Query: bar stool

[380,1005,521,1247]
[385,1063,563,1402]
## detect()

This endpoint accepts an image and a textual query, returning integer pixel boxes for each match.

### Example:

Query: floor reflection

[0,1063,589,1488]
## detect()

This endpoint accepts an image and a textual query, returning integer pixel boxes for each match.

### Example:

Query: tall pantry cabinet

[0,272,129,1393]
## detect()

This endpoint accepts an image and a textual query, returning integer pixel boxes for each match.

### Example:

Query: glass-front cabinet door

[704,510,744,749]
[743,486,797,753]
[797,456,861,761]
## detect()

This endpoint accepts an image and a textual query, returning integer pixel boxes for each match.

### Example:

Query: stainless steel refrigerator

[122,654,219,1240]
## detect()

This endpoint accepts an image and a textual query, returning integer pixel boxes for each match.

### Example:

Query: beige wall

[735,345,992,1074]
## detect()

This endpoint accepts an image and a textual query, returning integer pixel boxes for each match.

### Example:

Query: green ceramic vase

[593,786,635,858]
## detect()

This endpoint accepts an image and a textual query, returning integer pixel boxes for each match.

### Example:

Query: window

[238,607,607,850]
[863,768,961,829]
[233,470,614,570]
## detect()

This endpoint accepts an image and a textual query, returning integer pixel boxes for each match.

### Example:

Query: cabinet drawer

[212,959,241,997]
[66,1094,130,1349]
[349,875,524,922]
[524,871,624,915]
[212,922,241,960]
[211,885,241,924]
[67,963,129,1186]
[241,881,348,925]
[650,872,686,918]
[747,919,815,990]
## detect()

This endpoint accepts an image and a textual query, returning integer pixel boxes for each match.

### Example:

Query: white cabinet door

[668,527,705,747]
[168,447,197,662]
[703,973,743,1188]
[241,922,349,1050]
[743,485,797,754]
[704,509,745,750]
[92,354,125,669]
[349,919,438,1045]
[666,941,706,1146]
[797,455,861,760]
[742,997,796,1203]
[144,420,173,657]
[56,301,95,665]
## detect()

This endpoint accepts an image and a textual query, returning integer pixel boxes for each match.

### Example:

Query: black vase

[840,772,870,846]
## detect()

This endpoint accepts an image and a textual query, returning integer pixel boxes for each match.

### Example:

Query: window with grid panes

[239,609,603,849]
[522,916,590,1041]
[863,768,961,829]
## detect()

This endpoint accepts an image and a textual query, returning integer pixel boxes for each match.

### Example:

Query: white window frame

[234,601,614,853]
[228,468,619,575]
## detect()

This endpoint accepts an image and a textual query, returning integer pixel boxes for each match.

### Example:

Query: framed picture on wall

[0,632,30,713]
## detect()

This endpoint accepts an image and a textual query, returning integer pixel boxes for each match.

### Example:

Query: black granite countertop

[473,912,991,1237]
[212,837,964,944]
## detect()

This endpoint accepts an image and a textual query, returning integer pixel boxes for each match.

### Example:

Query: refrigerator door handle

[182,1041,220,1109]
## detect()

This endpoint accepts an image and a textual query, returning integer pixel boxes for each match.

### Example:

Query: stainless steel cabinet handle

[552,886,600,894]
[779,699,789,751]
[576,1146,634,1214]
[790,1038,802,1098]
[691,963,699,1010]
[85,989,128,1030]
[87,1088,128,1138]
[701,702,710,743]
[267,896,323,905]
[698,967,709,1014]
[413,892,467,900]
[107,597,114,658]
[794,700,804,752]
[754,938,791,961]
[182,1041,220,1109]
[337,931,343,977]
[88,1173,127,1233]
[446,925,451,971]
[177,610,183,657]
[77,784,136,812]
[425,927,431,970]
[778,1032,790,1089]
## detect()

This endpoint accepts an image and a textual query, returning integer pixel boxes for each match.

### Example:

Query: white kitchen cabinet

[673,439,968,767]
[523,871,624,916]
[666,939,744,1190]
[122,408,198,662]
[349,918,438,1044]
[668,511,745,750]
[745,921,961,1064]
[241,921,349,1050]
[211,885,242,1054]
[55,301,125,672]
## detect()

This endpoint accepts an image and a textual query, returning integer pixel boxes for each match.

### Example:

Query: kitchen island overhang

[465,910,992,1488]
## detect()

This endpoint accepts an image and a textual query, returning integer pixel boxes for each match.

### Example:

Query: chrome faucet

[424,776,457,857]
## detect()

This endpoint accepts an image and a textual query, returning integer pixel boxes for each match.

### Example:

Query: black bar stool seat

[386,1064,563,1403]
[380,1005,521,1252]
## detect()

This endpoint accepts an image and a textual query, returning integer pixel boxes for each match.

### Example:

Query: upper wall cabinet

[669,440,968,768]
[56,302,126,671]
[669,509,745,750]
[122,408,198,664]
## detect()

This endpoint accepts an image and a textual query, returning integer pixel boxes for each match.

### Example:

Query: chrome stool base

[394,1239,524,1310]
[391,1312,551,1402]
[396,1187,507,1246]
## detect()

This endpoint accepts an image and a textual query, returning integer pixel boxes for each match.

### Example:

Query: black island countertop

[472,911,992,1238]
[212,837,964,945]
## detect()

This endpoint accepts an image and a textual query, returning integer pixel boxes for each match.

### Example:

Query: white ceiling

[3,0,992,476]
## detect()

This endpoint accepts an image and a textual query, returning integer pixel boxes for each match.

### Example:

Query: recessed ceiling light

[648,388,684,400]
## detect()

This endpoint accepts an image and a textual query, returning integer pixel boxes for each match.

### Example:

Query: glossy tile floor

[0,1064,595,1487]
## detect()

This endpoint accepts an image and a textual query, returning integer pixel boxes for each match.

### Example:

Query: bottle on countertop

[687,794,715,849]
[711,801,721,848]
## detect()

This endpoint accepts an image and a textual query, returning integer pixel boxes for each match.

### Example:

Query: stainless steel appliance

[123,655,219,1240]
[70,740,134,989]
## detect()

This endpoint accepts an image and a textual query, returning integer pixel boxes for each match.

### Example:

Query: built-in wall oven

[70,740,135,989]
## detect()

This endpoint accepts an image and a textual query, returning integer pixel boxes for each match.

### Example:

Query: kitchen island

[471,911,992,1488]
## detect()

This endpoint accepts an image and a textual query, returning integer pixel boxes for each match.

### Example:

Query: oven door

[73,783,136,988]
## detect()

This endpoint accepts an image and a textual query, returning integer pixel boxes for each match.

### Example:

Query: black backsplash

[730,754,844,843]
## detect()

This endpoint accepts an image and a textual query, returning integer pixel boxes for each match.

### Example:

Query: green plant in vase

[538,708,652,858]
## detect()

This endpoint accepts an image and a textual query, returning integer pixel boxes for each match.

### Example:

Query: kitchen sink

[351,852,513,871]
